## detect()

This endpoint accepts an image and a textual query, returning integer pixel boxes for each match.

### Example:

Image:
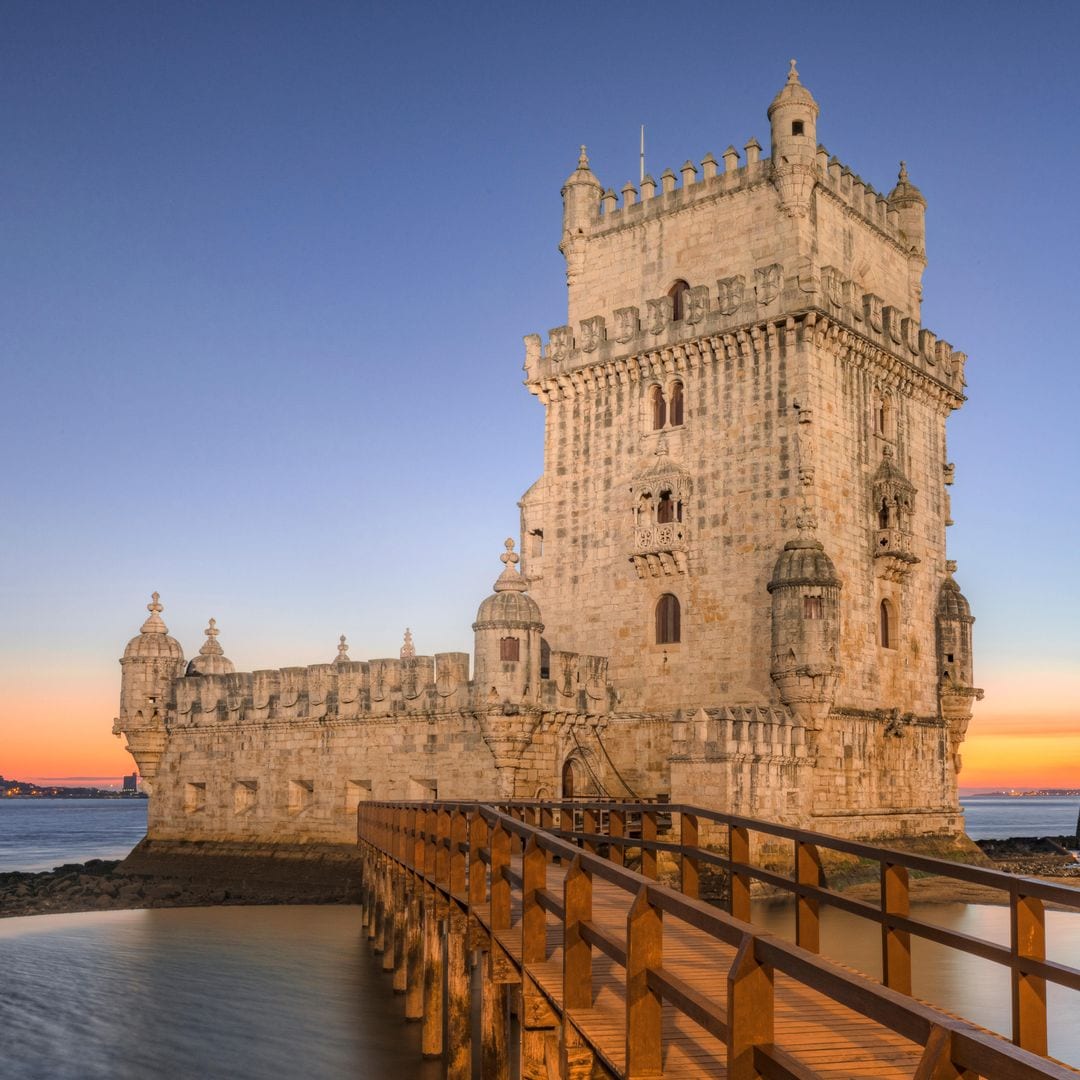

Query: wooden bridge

[356,800,1080,1079]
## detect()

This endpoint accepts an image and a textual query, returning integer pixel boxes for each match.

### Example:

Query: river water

[0,905,441,1080]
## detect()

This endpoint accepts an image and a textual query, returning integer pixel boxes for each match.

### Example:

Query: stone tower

[520,63,979,835]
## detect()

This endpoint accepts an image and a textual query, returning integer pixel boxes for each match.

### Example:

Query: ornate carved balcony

[630,522,688,577]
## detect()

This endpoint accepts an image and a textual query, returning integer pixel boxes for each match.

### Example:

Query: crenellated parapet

[525,304,968,412]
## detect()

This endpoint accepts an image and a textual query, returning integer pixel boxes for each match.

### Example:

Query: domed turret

[123,591,184,662]
[769,59,820,212]
[115,593,186,789]
[888,161,926,256]
[560,145,602,286]
[767,518,842,726]
[186,618,235,676]
[936,562,974,689]
[473,539,544,706]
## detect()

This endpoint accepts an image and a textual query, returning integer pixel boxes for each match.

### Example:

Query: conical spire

[335,634,350,663]
[400,628,416,659]
[493,538,528,593]
[139,592,167,635]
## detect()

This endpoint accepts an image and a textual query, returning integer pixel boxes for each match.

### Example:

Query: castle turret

[936,561,982,779]
[767,521,842,726]
[472,539,544,706]
[888,161,927,315]
[768,59,819,216]
[559,146,602,286]
[185,618,235,676]
[113,593,185,790]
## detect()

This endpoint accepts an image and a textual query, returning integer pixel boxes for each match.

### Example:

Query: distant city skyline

[1,2,1077,790]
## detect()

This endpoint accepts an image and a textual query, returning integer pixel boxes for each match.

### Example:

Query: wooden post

[522,835,547,965]
[583,807,598,855]
[382,863,397,972]
[392,868,408,989]
[625,886,663,1078]
[469,812,489,908]
[1011,889,1048,1055]
[730,825,751,922]
[795,840,822,954]
[881,861,912,995]
[727,932,774,1080]
[404,882,424,1020]
[564,855,592,1010]
[482,952,509,1078]
[640,809,658,880]
[450,809,467,898]
[609,809,625,866]
[490,821,511,934]
[421,882,444,1058]
[914,1025,978,1080]
[373,858,387,951]
[680,812,699,899]
[445,904,471,1080]
[520,973,559,1080]
[436,808,451,894]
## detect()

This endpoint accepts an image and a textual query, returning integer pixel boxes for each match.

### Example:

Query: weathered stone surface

[111,65,979,852]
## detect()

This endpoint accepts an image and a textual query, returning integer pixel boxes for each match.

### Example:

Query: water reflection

[0,905,442,1080]
[753,901,1080,1067]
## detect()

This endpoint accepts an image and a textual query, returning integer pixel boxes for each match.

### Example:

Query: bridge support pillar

[404,880,424,1019]
[421,885,444,1057]
[520,973,558,1079]
[481,951,509,1078]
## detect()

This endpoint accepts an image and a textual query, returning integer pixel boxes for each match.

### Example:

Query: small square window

[792,121,804,136]
[803,596,823,619]
[500,636,520,662]
[233,780,257,815]
[288,779,314,814]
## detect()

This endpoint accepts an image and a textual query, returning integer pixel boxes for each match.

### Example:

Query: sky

[1,1,1077,791]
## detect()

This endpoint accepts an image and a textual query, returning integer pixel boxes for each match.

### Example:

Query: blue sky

[1,1,1077,775]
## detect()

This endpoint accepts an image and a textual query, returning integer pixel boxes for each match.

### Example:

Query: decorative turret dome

[768,534,842,591]
[888,161,926,208]
[473,539,543,630]
[768,59,819,119]
[937,567,973,622]
[123,593,184,661]
[186,618,235,676]
[562,144,602,192]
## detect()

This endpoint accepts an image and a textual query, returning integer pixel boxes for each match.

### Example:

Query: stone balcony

[630,522,688,577]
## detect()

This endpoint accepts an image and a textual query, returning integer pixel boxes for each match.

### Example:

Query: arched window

[878,499,890,529]
[500,636,520,661]
[650,384,666,430]
[540,638,550,680]
[657,491,675,524]
[636,492,652,525]
[879,600,895,650]
[668,279,690,322]
[803,596,823,620]
[655,594,681,644]
[669,381,684,427]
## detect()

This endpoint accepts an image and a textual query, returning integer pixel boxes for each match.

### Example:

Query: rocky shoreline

[1,839,363,919]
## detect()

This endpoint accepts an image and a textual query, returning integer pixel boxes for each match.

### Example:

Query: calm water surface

[961,796,1080,840]
[0,905,441,1080]
[0,799,148,871]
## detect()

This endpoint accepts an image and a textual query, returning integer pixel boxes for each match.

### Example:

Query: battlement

[166,646,619,724]
[524,291,967,403]
[588,142,905,248]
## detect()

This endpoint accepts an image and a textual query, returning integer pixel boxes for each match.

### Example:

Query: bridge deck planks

[486,859,928,1078]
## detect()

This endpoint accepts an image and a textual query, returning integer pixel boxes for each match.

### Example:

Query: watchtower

[520,63,980,831]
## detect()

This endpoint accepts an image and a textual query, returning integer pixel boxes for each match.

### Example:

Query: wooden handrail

[358,799,1080,1079]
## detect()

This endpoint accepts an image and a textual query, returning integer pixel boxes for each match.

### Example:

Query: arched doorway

[561,758,575,799]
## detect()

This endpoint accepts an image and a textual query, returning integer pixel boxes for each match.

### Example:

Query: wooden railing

[357,800,1080,1080]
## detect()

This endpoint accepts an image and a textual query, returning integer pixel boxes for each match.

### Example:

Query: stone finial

[898,160,908,183]
[578,144,589,169]
[946,559,958,575]
[139,592,167,635]
[493,538,528,593]
[400,628,416,659]
[198,618,224,657]
[788,58,800,84]
[336,634,350,663]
